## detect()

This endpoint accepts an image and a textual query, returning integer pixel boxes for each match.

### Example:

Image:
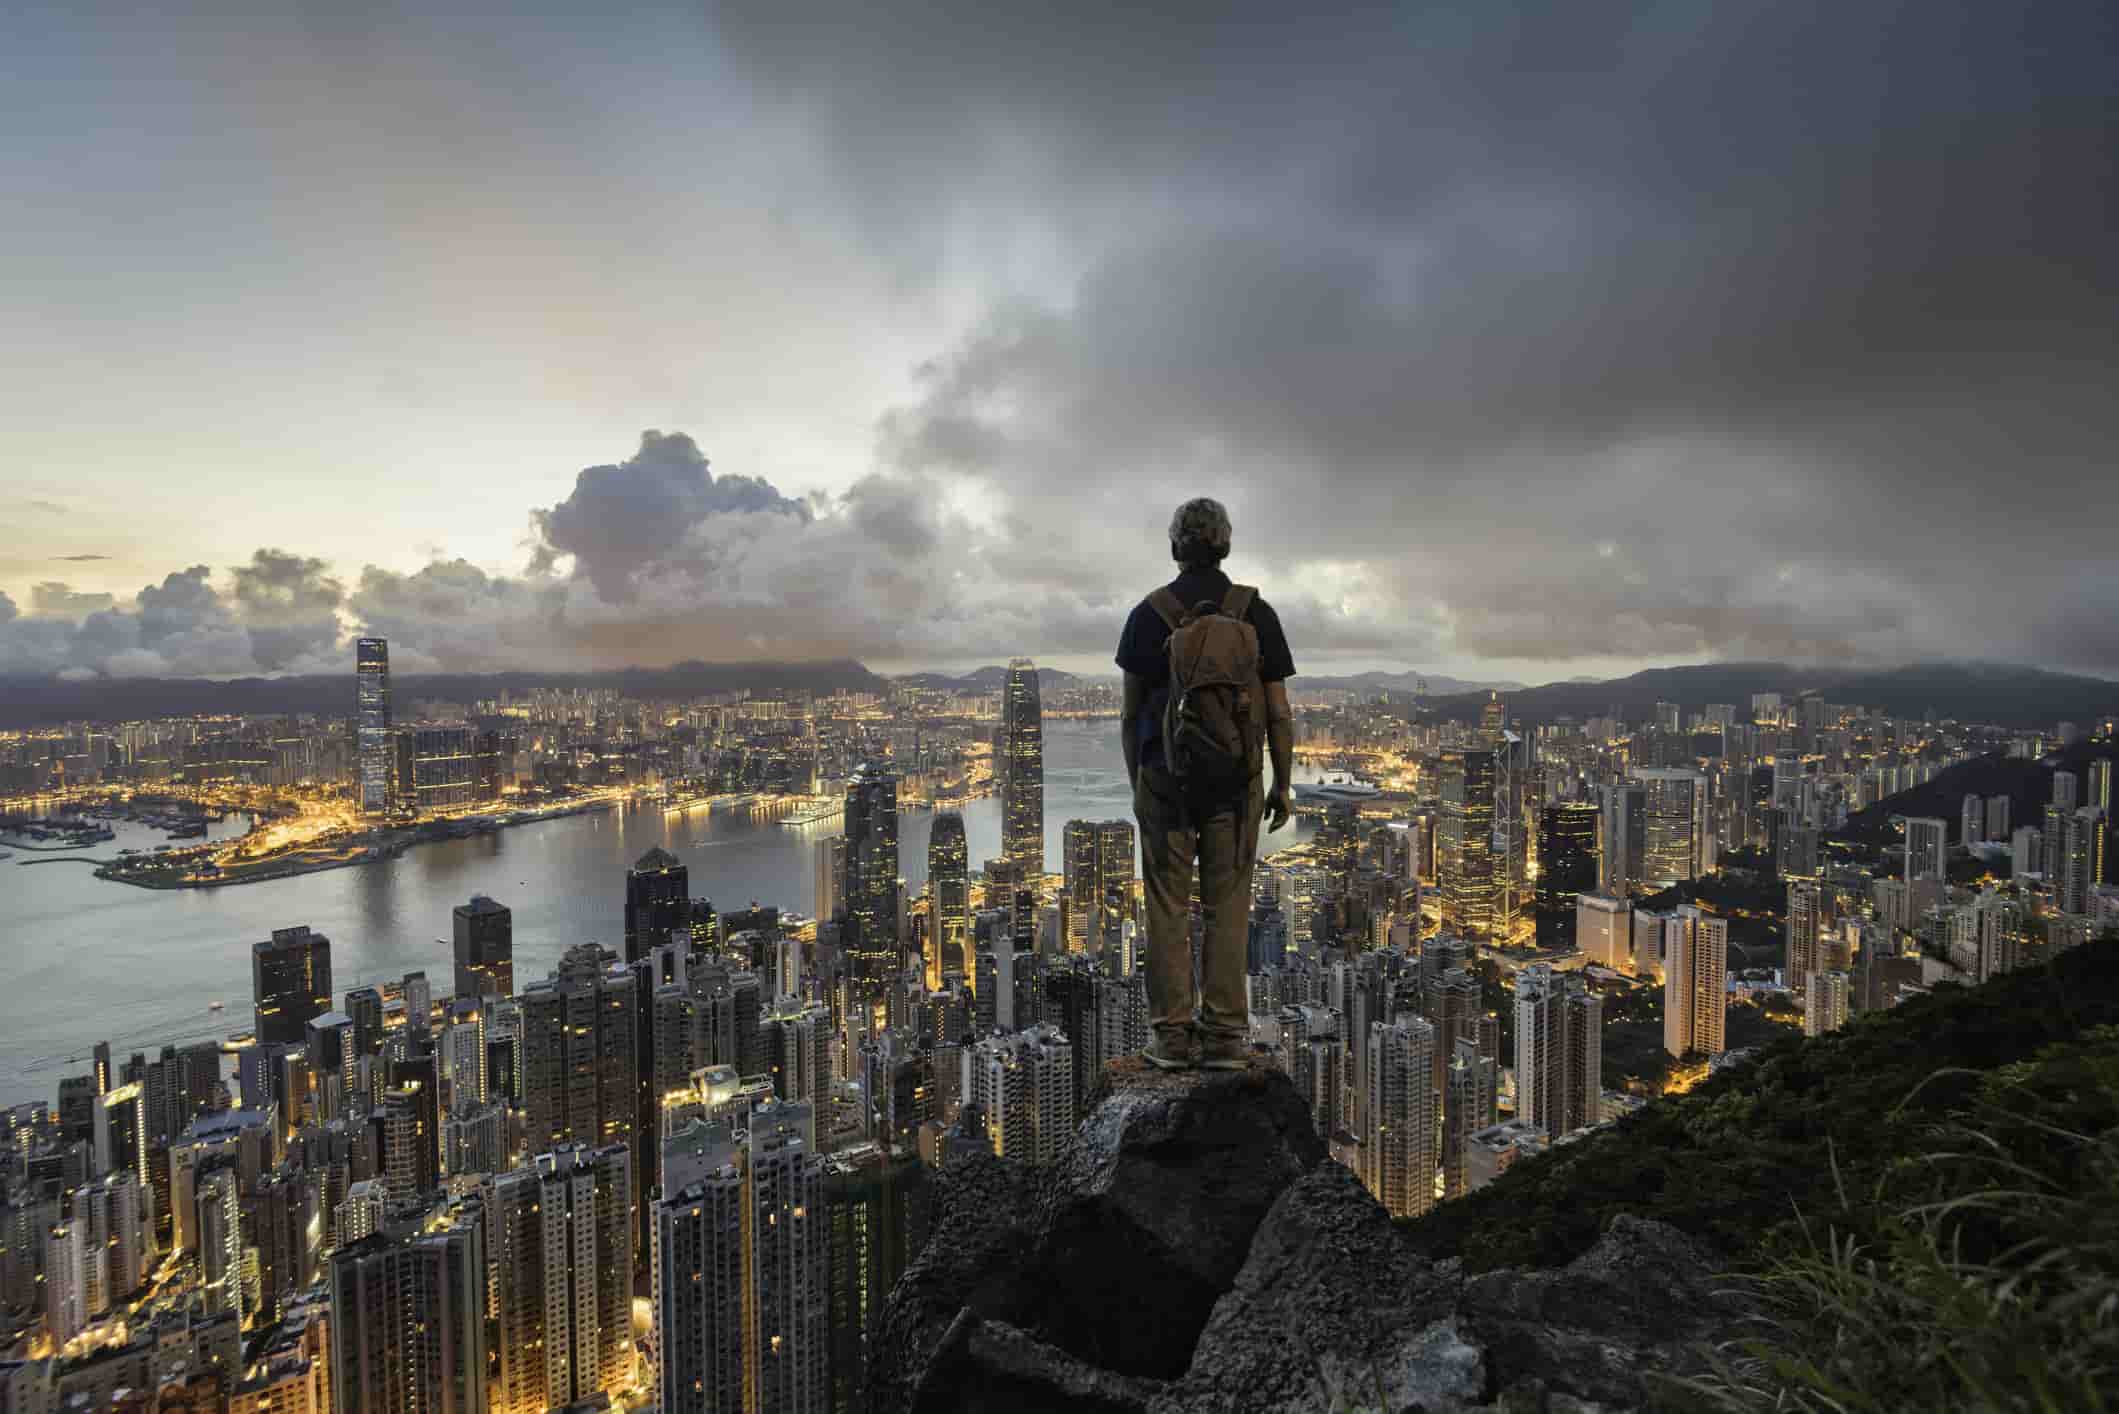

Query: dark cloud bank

[7,1,2118,680]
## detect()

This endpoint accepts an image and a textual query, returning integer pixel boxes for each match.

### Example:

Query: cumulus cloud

[529,431,811,603]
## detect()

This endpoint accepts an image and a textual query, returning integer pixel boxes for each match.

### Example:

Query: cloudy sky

[3,0,2113,682]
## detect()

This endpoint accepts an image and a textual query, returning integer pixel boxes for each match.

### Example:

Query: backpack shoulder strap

[1222,584,1257,619]
[1147,588,1187,631]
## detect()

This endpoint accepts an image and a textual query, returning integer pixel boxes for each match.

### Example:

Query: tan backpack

[1149,585,1266,806]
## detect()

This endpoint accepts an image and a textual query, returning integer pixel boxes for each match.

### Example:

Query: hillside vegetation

[1404,940,2119,1409]
[1406,940,2119,1271]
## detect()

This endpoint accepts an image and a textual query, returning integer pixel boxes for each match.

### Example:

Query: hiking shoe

[1198,1037,1251,1070]
[1141,1035,1194,1070]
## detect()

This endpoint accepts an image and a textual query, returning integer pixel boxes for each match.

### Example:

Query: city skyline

[5,4,2117,685]
[3,4,2116,1407]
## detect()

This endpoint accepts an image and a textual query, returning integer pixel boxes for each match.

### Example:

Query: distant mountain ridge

[4,657,2111,731]
[893,665,1083,692]
[1427,661,2119,730]
[0,659,888,727]
[1301,669,1525,695]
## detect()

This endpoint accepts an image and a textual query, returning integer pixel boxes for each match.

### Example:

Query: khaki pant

[1135,766,1263,1044]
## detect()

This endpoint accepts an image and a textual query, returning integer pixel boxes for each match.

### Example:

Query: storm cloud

[720,0,2119,673]
[4,1,2115,681]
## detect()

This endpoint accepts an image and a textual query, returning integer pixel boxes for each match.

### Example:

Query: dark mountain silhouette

[894,665,1083,692]
[1428,661,2118,730]
[0,659,888,727]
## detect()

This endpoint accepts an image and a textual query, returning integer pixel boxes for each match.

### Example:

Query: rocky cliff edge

[870,1058,1747,1414]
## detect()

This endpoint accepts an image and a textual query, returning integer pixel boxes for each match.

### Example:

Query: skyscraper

[331,1212,488,1414]
[253,926,332,1047]
[927,811,970,987]
[452,895,514,1000]
[1096,820,1136,948]
[626,848,690,965]
[1061,818,1135,955]
[844,763,901,1033]
[356,637,393,816]
[1000,659,1045,872]
[1363,1016,1437,1220]
[1598,781,1646,895]
[1786,879,1825,992]
[656,1105,829,1414]
[1632,768,1706,888]
[1535,802,1599,946]
[1663,906,1728,1058]
[485,1145,633,1414]
[1437,749,1498,939]
[813,835,847,922]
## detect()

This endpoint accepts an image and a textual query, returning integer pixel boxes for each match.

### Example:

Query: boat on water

[208,1001,224,1012]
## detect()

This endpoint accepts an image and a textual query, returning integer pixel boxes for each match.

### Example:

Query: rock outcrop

[872,1061,1746,1414]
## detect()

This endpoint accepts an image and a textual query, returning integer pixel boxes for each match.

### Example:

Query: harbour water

[0,723,1315,1107]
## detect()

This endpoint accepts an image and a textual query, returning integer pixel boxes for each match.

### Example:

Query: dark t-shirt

[1114,567,1296,771]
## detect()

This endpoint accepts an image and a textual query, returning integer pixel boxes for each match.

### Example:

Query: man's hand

[1265,785,1291,832]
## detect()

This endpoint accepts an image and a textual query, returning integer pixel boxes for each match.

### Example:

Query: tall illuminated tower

[356,637,393,815]
[1000,659,1045,872]
[1437,749,1498,939]
[845,763,900,1032]
[927,811,970,987]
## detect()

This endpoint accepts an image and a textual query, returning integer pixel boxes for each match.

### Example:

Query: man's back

[1114,565,1295,775]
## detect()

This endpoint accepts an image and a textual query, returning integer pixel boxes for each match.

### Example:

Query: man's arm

[1121,671,1146,789]
[1264,679,1293,831]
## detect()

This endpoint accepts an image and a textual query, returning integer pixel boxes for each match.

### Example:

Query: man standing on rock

[1116,497,1296,1069]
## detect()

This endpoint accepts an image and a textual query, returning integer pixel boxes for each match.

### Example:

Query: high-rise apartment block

[1663,906,1728,1058]
[999,659,1046,872]
[656,1105,829,1414]
[960,1025,1074,1166]
[1903,816,1948,884]
[1363,1017,1437,1219]
[1514,965,1601,1138]
[330,1212,487,1414]
[485,1145,633,1414]
[1804,971,1850,1037]
[520,945,639,1177]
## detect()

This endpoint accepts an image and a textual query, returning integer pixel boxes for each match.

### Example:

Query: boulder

[865,1150,1050,1414]
[1157,1161,1470,1413]
[1459,1214,1745,1408]
[1034,1059,1327,1379]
